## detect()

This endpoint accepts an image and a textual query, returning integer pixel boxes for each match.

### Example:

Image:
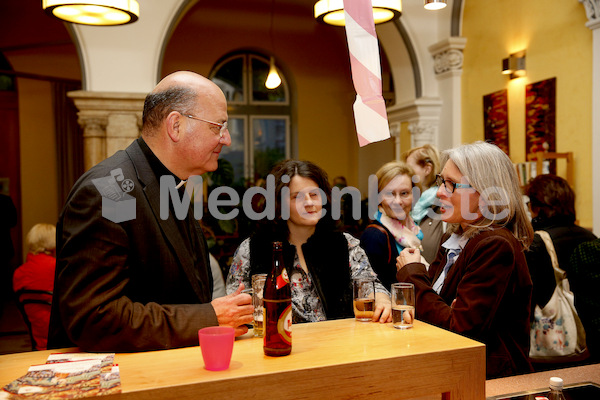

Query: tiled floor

[0,299,32,355]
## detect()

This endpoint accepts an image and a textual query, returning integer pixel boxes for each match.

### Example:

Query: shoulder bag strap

[535,230,567,286]
[367,223,391,264]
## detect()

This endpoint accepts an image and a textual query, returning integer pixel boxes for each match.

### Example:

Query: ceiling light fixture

[424,0,447,11]
[314,0,402,26]
[42,0,140,26]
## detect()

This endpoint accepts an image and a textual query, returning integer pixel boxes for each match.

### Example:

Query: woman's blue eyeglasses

[435,174,473,193]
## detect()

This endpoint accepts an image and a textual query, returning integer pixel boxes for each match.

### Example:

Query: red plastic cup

[198,326,235,371]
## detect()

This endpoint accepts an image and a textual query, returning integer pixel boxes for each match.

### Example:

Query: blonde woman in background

[13,223,56,350]
[360,161,427,290]
[403,144,444,264]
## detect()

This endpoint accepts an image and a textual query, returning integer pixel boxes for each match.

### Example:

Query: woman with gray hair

[396,141,534,378]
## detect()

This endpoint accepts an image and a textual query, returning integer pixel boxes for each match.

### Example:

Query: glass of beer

[353,277,375,322]
[391,282,415,329]
[251,273,268,337]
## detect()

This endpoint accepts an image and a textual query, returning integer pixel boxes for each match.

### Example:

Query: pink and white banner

[343,0,391,147]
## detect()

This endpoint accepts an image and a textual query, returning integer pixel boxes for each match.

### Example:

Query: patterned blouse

[225,233,389,323]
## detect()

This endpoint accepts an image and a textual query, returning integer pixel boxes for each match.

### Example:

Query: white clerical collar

[175,179,187,189]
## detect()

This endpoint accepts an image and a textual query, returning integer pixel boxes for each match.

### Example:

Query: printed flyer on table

[1,353,120,399]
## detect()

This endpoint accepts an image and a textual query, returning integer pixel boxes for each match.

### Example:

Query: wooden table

[0,319,485,399]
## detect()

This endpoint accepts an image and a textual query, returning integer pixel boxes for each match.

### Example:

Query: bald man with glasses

[49,71,253,352]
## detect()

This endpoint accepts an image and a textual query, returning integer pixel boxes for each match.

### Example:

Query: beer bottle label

[277,304,292,345]
[276,269,289,289]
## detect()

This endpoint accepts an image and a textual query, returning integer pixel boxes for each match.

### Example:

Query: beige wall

[6,43,80,259]
[17,79,60,254]
[462,0,593,228]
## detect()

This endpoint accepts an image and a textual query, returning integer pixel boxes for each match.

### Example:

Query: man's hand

[211,283,254,336]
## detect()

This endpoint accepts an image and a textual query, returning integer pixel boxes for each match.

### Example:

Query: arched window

[210,52,291,189]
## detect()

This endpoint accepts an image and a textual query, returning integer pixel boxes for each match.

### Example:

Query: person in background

[49,71,253,352]
[332,175,347,188]
[1,193,17,306]
[332,175,362,238]
[570,238,600,362]
[525,175,596,318]
[209,253,226,299]
[403,144,444,264]
[396,141,534,378]
[524,174,597,366]
[360,161,427,291]
[226,160,391,324]
[199,222,227,300]
[13,223,56,350]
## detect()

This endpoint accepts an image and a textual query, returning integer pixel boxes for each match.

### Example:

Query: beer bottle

[263,241,292,356]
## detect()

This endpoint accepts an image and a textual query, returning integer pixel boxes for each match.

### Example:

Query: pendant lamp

[42,0,140,26]
[265,57,282,90]
[314,0,402,26]
[424,0,447,11]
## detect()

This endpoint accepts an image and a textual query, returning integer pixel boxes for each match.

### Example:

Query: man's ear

[166,111,182,142]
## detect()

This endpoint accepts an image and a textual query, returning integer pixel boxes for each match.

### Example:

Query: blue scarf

[411,186,439,225]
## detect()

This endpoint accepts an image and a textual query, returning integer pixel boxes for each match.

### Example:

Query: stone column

[428,37,467,150]
[579,0,600,234]
[68,91,146,171]
[408,121,436,149]
[387,98,443,153]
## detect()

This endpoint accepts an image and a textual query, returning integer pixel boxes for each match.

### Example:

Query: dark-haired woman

[226,160,391,323]
[525,174,597,369]
[525,174,596,313]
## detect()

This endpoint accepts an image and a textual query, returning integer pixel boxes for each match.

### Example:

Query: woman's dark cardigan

[248,221,354,320]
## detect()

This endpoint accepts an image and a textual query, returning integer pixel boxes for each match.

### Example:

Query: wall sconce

[314,0,401,26]
[424,0,447,10]
[502,51,526,79]
[42,0,140,26]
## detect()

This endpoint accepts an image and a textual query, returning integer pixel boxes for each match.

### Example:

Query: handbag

[529,230,589,362]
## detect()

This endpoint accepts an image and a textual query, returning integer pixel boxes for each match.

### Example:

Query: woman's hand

[373,292,392,323]
[396,248,421,271]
